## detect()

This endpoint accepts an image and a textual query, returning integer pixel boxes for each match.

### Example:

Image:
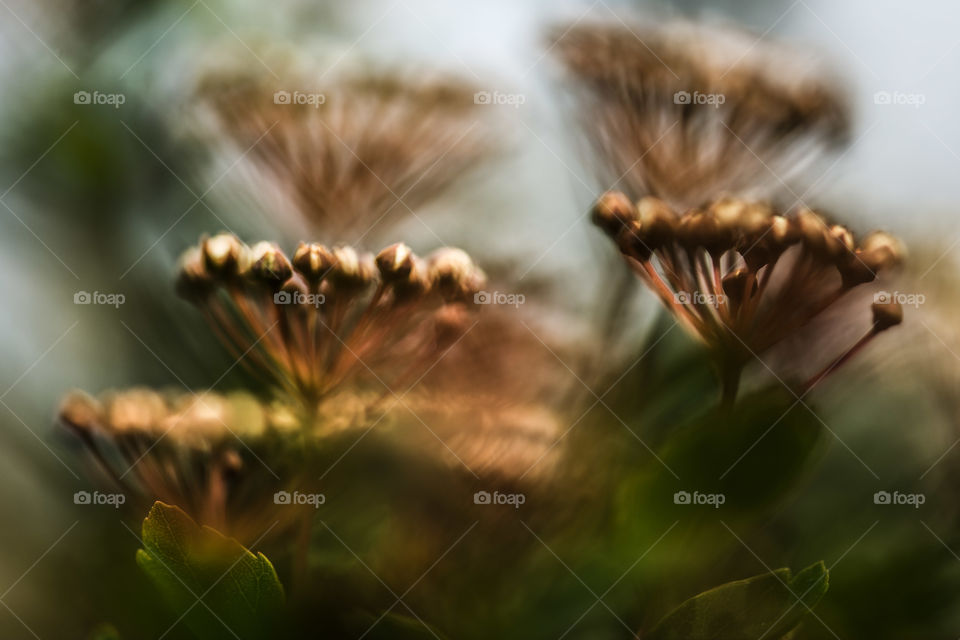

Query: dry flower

[177,235,487,409]
[593,191,904,401]
[551,20,851,209]
[195,64,495,240]
[58,388,286,537]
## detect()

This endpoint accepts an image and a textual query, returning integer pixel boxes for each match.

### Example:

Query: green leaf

[648,561,829,640]
[136,501,285,640]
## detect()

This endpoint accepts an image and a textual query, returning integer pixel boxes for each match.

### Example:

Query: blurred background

[2,0,960,638]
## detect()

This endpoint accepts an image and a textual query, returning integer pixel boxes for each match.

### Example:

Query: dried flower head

[551,20,851,209]
[195,64,495,240]
[177,235,487,408]
[57,388,285,534]
[593,191,904,397]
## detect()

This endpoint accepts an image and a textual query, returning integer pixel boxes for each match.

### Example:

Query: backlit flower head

[195,64,495,240]
[551,20,850,209]
[57,388,287,533]
[176,234,487,408]
[593,191,904,397]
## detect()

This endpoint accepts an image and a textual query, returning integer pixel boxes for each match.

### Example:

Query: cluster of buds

[176,234,487,408]
[58,388,281,534]
[593,191,904,394]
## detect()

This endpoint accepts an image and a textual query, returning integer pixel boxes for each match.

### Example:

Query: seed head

[590,192,906,386]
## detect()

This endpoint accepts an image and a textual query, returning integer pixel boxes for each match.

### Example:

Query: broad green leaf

[136,501,284,640]
[648,561,829,640]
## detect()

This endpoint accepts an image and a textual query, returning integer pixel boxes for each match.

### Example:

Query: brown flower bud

[376,243,415,282]
[860,231,904,271]
[871,300,903,332]
[827,224,855,257]
[678,210,721,250]
[741,202,774,236]
[710,198,747,231]
[175,247,214,301]
[591,191,635,236]
[330,246,377,288]
[202,233,244,277]
[428,247,486,300]
[769,215,798,246]
[637,197,677,248]
[58,390,102,434]
[106,389,167,435]
[293,242,336,281]
[796,208,829,253]
[616,219,652,261]
[247,241,293,287]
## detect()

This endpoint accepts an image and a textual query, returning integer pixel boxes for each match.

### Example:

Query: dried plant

[592,190,904,402]
[58,388,297,540]
[175,233,486,411]
[551,20,851,208]
[26,9,941,640]
[195,66,496,240]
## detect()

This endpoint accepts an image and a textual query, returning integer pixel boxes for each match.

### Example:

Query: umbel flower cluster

[176,233,486,409]
[551,20,851,209]
[59,388,285,537]
[592,191,904,399]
